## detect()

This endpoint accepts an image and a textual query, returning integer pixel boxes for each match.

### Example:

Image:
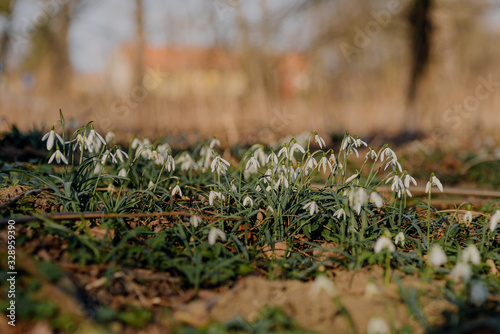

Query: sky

[7,0,303,74]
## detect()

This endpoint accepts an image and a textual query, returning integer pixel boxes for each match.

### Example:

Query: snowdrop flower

[209,190,224,205]
[395,232,405,246]
[86,125,106,152]
[48,147,68,164]
[349,187,367,215]
[209,137,221,149]
[105,131,115,144]
[304,155,317,175]
[341,133,353,152]
[267,152,278,165]
[115,148,128,162]
[171,184,182,197]
[403,173,417,188]
[277,145,288,159]
[310,275,337,298]
[69,132,86,152]
[380,146,397,162]
[230,181,238,193]
[107,184,116,193]
[469,280,488,306]
[345,173,359,184]
[290,141,305,155]
[318,154,333,173]
[353,136,367,148]
[428,245,447,267]
[254,146,267,166]
[425,173,444,193]
[245,155,260,173]
[243,196,253,207]
[147,181,155,190]
[190,215,202,228]
[374,236,395,253]
[367,316,390,334]
[165,154,175,171]
[333,208,346,220]
[303,201,319,216]
[364,282,380,299]
[131,138,142,150]
[208,227,226,245]
[365,148,378,160]
[490,210,500,232]
[463,211,473,227]
[313,131,326,149]
[462,244,480,265]
[94,162,103,174]
[211,154,230,175]
[148,149,163,164]
[42,126,64,151]
[370,191,384,209]
[177,153,195,171]
[386,175,406,198]
[118,168,127,177]
[450,262,471,282]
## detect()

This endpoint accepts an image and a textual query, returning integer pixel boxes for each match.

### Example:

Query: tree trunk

[132,0,145,88]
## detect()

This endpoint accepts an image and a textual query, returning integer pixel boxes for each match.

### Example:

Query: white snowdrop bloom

[404,174,417,188]
[267,152,278,165]
[254,147,267,166]
[345,173,359,184]
[243,196,253,207]
[230,182,238,193]
[353,136,367,148]
[157,143,171,156]
[380,146,397,162]
[304,155,317,175]
[165,155,176,172]
[42,126,64,151]
[101,150,111,164]
[370,192,384,209]
[107,184,116,193]
[131,138,142,149]
[333,208,346,220]
[115,148,128,162]
[211,155,230,175]
[318,155,333,174]
[428,245,447,267]
[277,145,288,159]
[462,244,481,265]
[48,149,68,165]
[118,168,127,177]
[245,155,261,172]
[490,210,500,232]
[209,190,224,205]
[314,132,326,149]
[72,132,86,152]
[374,236,395,253]
[303,201,319,216]
[365,148,378,160]
[367,316,390,334]
[290,142,305,157]
[147,181,155,190]
[177,153,195,171]
[463,211,473,226]
[94,162,103,174]
[276,174,289,189]
[386,175,405,198]
[469,280,488,306]
[341,134,354,152]
[395,232,405,246]
[425,174,444,193]
[171,184,182,197]
[208,227,226,245]
[255,184,262,192]
[289,165,301,183]
[209,137,221,149]
[310,275,337,298]
[87,126,106,149]
[190,215,202,228]
[450,262,472,282]
[349,187,367,215]
[364,282,380,299]
[105,131,115,144]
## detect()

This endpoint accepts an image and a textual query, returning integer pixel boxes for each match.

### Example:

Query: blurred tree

[132,0,145,88]
[0,0,16,66]
[23,0,82,94]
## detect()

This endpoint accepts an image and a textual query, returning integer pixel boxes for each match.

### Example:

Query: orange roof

[122,45,240,71]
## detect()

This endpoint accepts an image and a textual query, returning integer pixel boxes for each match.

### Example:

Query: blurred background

[0,0,500,149]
